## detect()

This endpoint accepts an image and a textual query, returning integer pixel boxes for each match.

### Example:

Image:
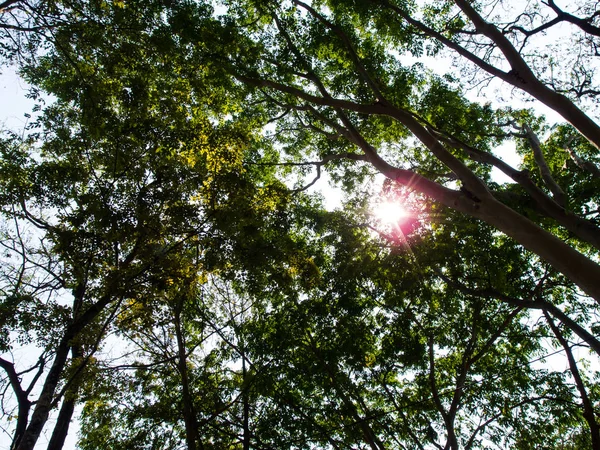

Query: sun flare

[374,201,408,224]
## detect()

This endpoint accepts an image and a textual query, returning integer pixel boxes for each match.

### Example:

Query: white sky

[0,66,35,131]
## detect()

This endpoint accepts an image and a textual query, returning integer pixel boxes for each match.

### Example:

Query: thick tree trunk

[372,111,600,302]
[525,82,600,151]
[455,140,600,251]
[46,344,83,450]
[241,59,600,305]
[383,105,600,301]
[471,197,600,302]
[16,339,71,450]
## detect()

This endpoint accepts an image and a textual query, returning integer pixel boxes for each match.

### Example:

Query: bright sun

[374,201,408,224]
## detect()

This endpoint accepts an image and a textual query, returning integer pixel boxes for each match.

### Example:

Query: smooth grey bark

[439,132,600,251]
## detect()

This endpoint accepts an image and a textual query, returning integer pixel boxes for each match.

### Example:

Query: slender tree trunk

[427,337,456,450]
[545,313,600,449]
[242,355,250,450]
[307,335,385,450]
[46,397,76,450]
[445,422,459,450]
[15,291,115,450]
[0,357,31,450]
[174,300,199,450]
[10,398,30,450]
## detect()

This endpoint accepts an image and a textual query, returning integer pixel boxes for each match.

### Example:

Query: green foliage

[0,0,599,449]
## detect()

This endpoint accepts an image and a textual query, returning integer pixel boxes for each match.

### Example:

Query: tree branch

[544,311,600,448]
[432,267,600,356]
[545,0,600,37]
[522,124,567,207]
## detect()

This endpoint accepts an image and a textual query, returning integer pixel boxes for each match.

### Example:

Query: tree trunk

[0,357,31,450]
[10,397,30,450]
[46,397,76,450]
[526,81,600,151]
[16,339,71,450]
[16,292,114,450]
[174,300,199,450]
[545,312,600,449]
[46,344,83,450]
[242,355,250,450]
[470,197,600,302]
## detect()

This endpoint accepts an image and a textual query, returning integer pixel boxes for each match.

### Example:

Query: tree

[0,2,304,447]
[190,0,600,302]
[1,0,600,448]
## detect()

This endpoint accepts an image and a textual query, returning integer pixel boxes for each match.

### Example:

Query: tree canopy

[1,0,600,449]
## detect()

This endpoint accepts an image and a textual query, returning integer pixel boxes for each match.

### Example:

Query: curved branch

[544,311,600,449]
[292,0,385,101]
[522,124,567,207]
[374,0,509,81]
[238,78,600,300]
[433,129,600,250]
[370,0,600,149]
[545,0,600,37]
[508,16,562,38]
[432,268,600,357]
[0,357,31,450]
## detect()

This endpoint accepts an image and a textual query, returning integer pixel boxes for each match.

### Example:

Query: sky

[0,66,36,131]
